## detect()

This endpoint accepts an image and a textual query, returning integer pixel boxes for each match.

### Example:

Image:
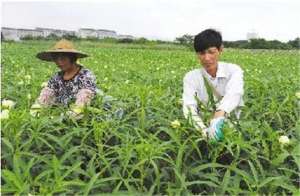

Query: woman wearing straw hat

[31,39,98,117]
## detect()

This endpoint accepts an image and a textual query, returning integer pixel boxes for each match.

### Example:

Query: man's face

[196,47,222,72]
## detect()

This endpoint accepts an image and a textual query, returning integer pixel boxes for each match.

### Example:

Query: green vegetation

[1,40,299,195]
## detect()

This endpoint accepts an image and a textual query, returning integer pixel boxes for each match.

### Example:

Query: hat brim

[36,49,89,62]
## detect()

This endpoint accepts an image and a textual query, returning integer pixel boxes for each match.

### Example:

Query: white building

[17,28,44,38]
[1,27,20,41]
[117,34,135,40]
[97,29,117,39]
[1,27,44,40]
[2,27,135,41]
[77,28,98,38]
[35,27,54,37]
[36,27,76,37]
[63,30,76,36]
[77,28,118,39]
[53,29,75,37]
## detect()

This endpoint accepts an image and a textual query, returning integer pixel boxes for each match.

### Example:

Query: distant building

[35,27,55,37]
[77,28,98,38]
[1,27,135,41]
[36,27,76,37]
[17,28,44,38]
[62,30,76,37]
[96,29,117,39]
[77,28,118,39]
[117,34,135,40]
[1,27,20,41]
[1,27,44,41]
[247,32,259,40]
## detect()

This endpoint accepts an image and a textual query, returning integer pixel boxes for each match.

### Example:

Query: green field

[1,40,299,195]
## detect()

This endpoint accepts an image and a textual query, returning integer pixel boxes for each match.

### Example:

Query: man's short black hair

[194,29,222,52]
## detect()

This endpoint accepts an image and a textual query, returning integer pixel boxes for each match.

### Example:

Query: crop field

[1,40,299,195]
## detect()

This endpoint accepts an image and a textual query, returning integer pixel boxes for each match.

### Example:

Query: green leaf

[228,166,253,185]
[61,161,82,180]
[258,176,282,188]
[272,151,289,166]
[2,169,23,191]
[190,163,225,174]
[83,172,100,196]
[220,169,231,195]
[60,146,81,164]
[248,160,258,184]
[185,180,219,187]
[1,138,14,153]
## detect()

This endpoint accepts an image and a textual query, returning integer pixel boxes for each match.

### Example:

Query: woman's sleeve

[37,87,56,106]
[75,89,94,106]
[36,74,58,106]
[75,70,98,106]
[78,70,97,94]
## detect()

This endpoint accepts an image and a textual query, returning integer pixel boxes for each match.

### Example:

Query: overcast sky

[1,0,299,41]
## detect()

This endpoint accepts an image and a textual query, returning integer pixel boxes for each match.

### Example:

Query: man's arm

[216,68,244,114]
[182,74,207,132]
[208,67,244,141]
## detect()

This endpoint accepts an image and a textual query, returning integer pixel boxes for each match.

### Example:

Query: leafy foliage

[1,41,299,194]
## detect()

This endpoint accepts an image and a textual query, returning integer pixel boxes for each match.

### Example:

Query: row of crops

[1,41,299,194]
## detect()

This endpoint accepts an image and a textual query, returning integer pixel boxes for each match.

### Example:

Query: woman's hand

[37,87,55,106]
[75,89,94,106]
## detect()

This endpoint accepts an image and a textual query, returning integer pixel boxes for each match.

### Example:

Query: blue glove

[208,117,225,141]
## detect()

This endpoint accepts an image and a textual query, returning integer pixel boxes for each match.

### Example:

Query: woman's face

[53,53,75,72]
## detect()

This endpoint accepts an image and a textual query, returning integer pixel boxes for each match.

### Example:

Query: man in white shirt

[182,29,244,141]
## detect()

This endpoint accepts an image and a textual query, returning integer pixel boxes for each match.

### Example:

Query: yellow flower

[25,75,31,80]
[25,75,31,84]
[177,98,183,105]
[30,103,42,117]
[71,105,84,114]
[2,99,16,109]
[41,82,48,88]
[295,92,300,99]
[17,80,24,85]
[31,103,42,109]
[0,109,10,120]
[278,135,290,145]
[171,120,181,129]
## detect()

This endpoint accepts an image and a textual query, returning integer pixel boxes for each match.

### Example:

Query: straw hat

[36,39,88,61]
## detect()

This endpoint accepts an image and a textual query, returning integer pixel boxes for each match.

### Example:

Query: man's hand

[214,110,226,118]
[207,116,225,141]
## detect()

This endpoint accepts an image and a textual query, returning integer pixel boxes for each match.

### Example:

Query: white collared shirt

[182,61,244,129]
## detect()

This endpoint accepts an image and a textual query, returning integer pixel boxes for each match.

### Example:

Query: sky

[1,0,300,42]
